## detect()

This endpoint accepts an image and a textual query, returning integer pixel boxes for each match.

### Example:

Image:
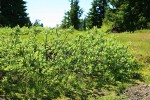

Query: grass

[113,31,150,84]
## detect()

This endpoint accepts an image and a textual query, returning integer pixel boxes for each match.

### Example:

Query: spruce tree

[87,0,106,29]
[106,0,150,32]
[61,11,71,28]
[61,0,83,30]
[0,0,9,26]
[0,0,31,27]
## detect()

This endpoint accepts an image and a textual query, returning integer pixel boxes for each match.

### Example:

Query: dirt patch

[123,84,150,100]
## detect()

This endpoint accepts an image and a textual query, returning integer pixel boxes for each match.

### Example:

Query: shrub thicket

[0,27,139,99]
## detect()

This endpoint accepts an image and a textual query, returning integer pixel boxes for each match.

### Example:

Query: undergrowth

[0,26,140,99]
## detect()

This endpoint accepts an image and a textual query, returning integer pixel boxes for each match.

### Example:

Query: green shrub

[0,27,139,99]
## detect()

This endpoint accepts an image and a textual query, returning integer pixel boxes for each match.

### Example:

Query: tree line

[0,0,150,32]
[61,0,150,32]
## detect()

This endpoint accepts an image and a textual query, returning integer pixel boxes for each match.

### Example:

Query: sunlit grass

[113,32,150,84]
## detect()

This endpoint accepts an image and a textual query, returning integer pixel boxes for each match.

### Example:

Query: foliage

[33,19,43,27]
[61,11,71,29]
[61,0,150,32]
[86,0,106,29]
[0,26,139,99]
[114,32,150,84]
[61,0,83,30]
[0,0,31,27]
[106,0,150,32]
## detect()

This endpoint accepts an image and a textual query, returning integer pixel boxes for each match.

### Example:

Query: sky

[25,0,93,27]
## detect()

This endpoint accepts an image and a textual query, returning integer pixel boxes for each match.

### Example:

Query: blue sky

[25,0,93,27]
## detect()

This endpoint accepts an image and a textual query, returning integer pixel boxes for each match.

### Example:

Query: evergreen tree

[61,0,83,30]
[33,19,43,27]
[0,0,31,27]
[83,17,86,31]
[61,11,70,28]
[106,0,150,32]
[86,0,106,29]
[0,0,9,26]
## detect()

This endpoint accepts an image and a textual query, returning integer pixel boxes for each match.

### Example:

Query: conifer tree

[106,0,150,32]
[86,0,106,29]
[0,0,31,27]
[61,11,70,28]
[61,0,83,30]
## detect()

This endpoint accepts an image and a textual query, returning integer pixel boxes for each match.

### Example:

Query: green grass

[112,32,150,84]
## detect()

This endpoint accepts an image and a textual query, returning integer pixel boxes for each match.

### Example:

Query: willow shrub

[0,27,139,99]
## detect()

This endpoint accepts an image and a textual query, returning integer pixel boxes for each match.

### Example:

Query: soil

[123,84,150,100]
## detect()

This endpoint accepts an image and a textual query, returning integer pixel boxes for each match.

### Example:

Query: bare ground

[123,84,150,100]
